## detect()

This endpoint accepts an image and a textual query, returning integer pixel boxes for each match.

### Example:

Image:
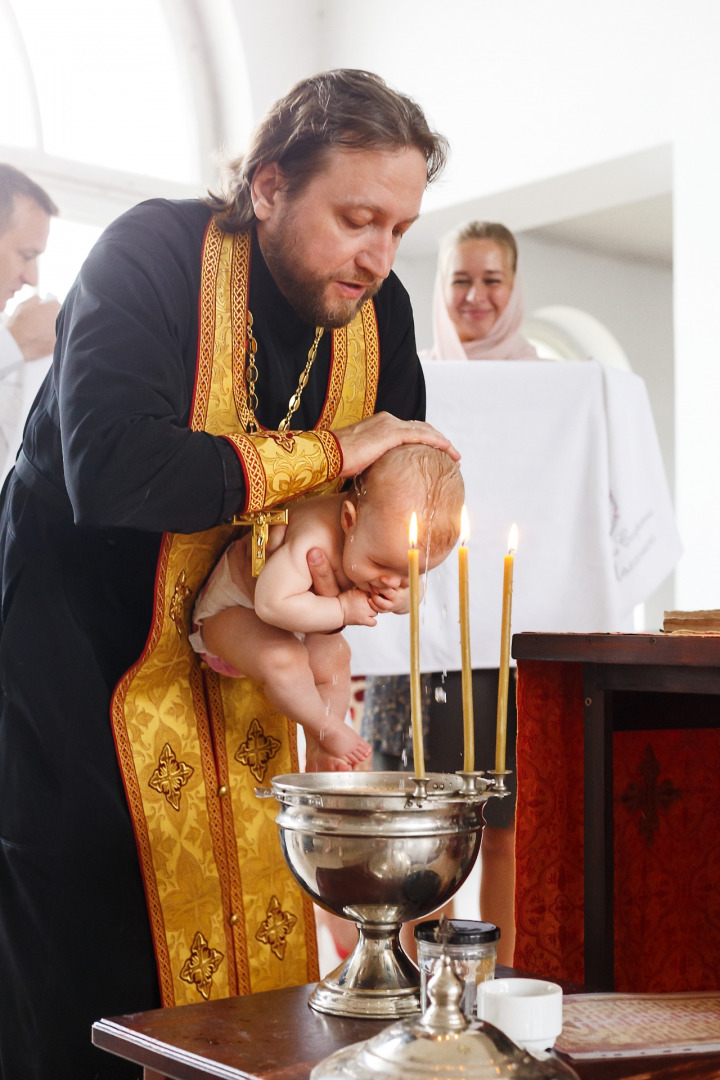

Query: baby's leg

[304,632,352,726]
[303,632,371,770]
[202,608,368,769]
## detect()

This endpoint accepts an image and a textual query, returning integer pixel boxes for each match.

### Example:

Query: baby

[189,444,465,770]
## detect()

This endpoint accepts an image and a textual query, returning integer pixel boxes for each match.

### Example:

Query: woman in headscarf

[422,219,538,361]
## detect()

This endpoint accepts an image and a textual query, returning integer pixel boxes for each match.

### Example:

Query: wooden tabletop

[93,983,388,1080]
[92,975,720,1080]
[512,631,720,667]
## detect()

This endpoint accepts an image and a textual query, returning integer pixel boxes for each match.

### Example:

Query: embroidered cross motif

[255,895,297,961]
[620,743,681,848]
[179,931,224,1000]
[149,743,194,811]
[169,569,192,635]
[235,717,281,783]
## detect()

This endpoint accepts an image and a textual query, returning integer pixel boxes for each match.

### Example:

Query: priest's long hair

[205,68,448,233]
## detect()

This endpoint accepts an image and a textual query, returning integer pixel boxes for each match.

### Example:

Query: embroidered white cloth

[345,360,683,675]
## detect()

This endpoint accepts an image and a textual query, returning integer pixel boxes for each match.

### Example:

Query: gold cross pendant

[233,509,289,576]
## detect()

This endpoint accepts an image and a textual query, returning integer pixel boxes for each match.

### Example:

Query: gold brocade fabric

[224,429,341,513]
[111,221,379,1006]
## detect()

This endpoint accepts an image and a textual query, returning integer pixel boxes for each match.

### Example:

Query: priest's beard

[261,227,382,329]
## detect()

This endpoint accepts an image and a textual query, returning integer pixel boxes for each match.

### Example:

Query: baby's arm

[255,540,376,632]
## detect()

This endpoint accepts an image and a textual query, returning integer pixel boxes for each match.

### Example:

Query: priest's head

[0,164,58,312]
[205,70,448,328]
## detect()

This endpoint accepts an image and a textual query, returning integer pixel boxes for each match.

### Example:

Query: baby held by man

[190,444,464,771]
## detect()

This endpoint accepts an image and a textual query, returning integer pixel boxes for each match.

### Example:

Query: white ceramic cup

[477,977,563,1053]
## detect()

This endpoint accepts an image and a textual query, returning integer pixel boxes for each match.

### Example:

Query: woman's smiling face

[444,239,515,343]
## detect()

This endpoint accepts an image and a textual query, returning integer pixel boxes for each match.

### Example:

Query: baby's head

[340,445,464,594]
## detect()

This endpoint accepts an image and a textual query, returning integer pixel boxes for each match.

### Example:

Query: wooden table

[512,632,720,991]
[92,975,720,1080]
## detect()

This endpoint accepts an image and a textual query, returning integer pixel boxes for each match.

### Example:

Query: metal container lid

[310,955,578,1080]
[414,918,501,946]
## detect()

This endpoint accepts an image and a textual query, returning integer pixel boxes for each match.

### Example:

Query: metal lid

[414,918,501,945]
[310,956,578,1080]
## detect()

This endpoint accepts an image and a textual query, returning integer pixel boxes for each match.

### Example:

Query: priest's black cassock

[0,199,425,1080]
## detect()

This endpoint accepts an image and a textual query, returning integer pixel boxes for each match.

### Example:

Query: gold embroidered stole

[111,221,379,1006]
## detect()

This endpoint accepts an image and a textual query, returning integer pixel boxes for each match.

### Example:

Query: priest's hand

[335,412,460,478]
[307,546,340,598]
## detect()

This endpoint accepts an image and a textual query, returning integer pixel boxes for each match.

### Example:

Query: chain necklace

[244,311,324,434]
[236,312,325,577]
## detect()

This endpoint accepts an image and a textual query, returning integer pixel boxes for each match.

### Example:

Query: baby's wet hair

[355,444,464,556]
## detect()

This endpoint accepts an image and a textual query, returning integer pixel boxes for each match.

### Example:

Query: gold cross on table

[233,509,289,576]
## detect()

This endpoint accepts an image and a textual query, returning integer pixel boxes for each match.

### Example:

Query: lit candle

[408,512,425,778]
[496,524,518,775]
[458,506,474,772]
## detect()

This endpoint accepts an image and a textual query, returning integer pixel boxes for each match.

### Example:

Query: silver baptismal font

[259,769,506,1019]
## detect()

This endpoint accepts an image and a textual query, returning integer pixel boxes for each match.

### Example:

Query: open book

[555,992,720,1059]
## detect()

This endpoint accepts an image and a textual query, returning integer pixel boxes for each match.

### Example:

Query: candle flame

[508,523,519,554]
[460,505,470,546]
[409,511,418,548]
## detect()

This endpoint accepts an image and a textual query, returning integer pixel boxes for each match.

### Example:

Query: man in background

[0,163,59,472]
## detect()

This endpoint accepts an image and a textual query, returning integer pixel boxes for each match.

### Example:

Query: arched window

[0,0,251,303]
[522,305,633,372]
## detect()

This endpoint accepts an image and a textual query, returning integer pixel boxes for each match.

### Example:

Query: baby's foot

[304,733,351,773]
[309,751,353,772]
[318,722,372,769]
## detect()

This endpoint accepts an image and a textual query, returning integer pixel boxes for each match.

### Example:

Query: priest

[0,69,456,1079]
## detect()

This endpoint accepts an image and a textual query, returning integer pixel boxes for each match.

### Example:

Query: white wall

[518,236,674,487]
[231,0,324,120]
[319,0,675,210]
[672,28,720,608]
[519,236,676,630]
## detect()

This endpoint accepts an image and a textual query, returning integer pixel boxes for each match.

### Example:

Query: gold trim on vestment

[223,429,342,513]
[111,219,379,1005]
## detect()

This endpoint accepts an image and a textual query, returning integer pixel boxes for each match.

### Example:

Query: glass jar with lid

[415,919,500,1019]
